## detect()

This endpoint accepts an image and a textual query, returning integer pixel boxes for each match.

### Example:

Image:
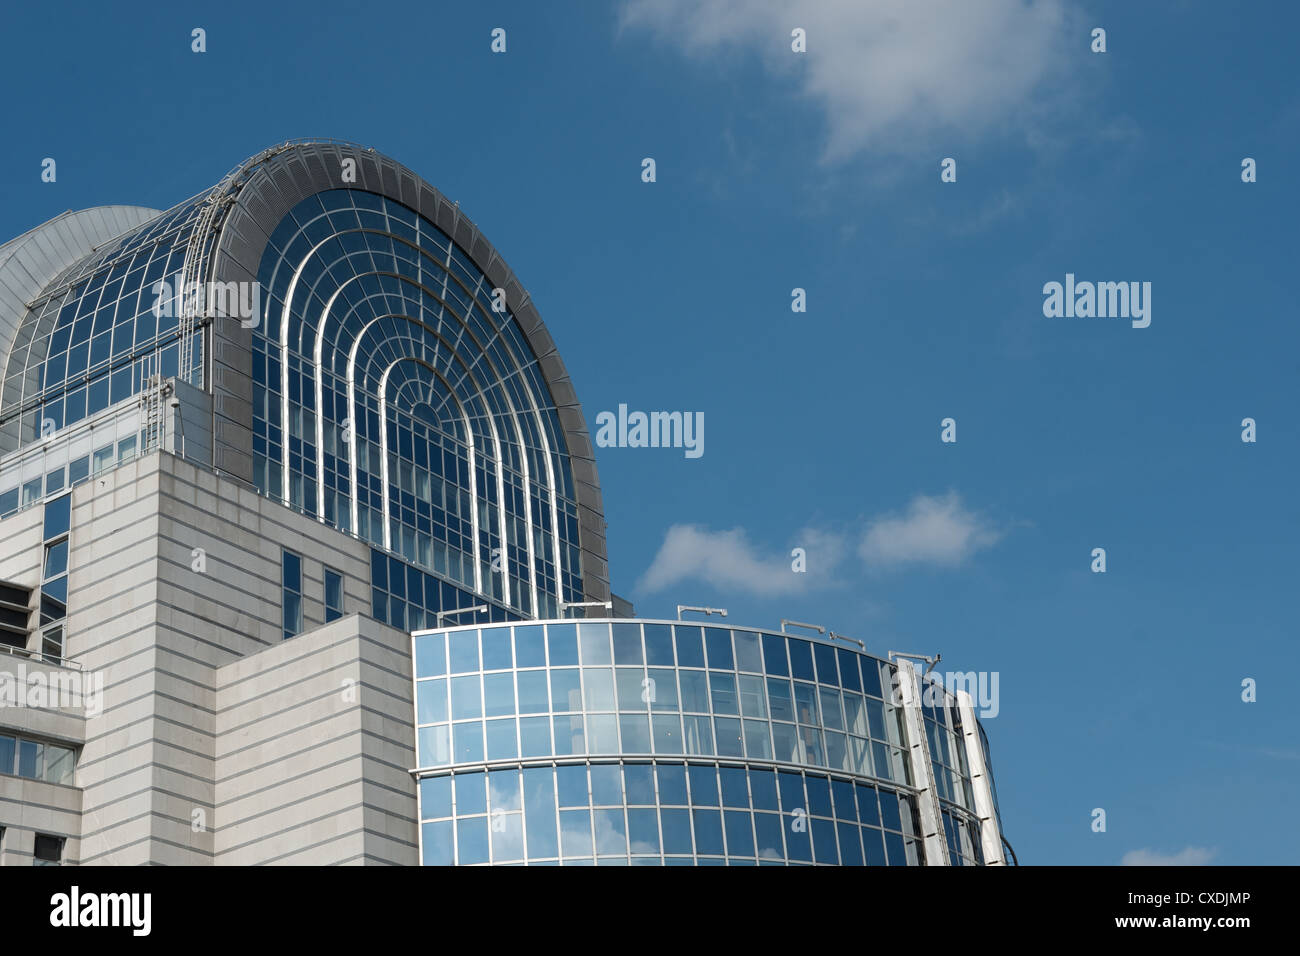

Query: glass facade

[251,189,583,619]
[412,619,991,866]
[0,195,211,457]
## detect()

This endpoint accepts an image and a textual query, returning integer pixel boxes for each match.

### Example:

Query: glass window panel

[547,623,578,666]
[692,809,724,856]
[589,765,622,805]
[616,668,648,711]
[488,768,522,811]
[754,812,784,861]
[743,720,772,759]
[687,765,719,805]
[583,668,616,711]
[837,648,862,691]
[866,699,887,740]
[674,626,704,668]
[738,674,767,718]
[794,682,818,726]
[455,771,487,815]
[788,640,815,681]
[884,830,907,866]
[553,715,584,755]
[451,675,482,720]
[559,809,593,857]
[708,672,738,714]
[421,820,454,866]
[879,789,903,831]
[719,766,749,807]
[611,622,643,664]
[862,825,887,865]
[490,811,524,863]
[449,630,479,673]
[578,623,612,665]
[714,717,744,757]
[516,670,549,714]
[767,678,794,722]
[43,494,71,539]
[837,821,864,865]
[762,634,789,676]
[660,807,693,855]
[485,717,518,760]
[482,672,515,717]
[651,714,682,754]
[556,765,589,807]
[814,643,838,685]
[519,716,551,757]
[627,807,659,854]
[18,740,41,778]
[724,809,755,857]
[513,625,546,668]
[844,694,868,736]
[44,745,74,785]
[523,766,558,858]
[586,714,618,753]
[624,764,656,805]
[457,817,490,865]
[594,808,627,856]
[805,775,833,817]
[657,764,689,805]
[418,725,450,767]
[862,660,885,699]
[419,775,452,818]
[453,721,484,763]
[771,722,800,763]
[619,714,650,753]
[704,627,732,670]
[646,668,677,711]
[678,671,709,712]
[682,715,713,755]
[812,817,839,864]
[43,540,69,580]
[819,687,845,730]
[643,623,674,665]
[826,731,850,772]
[723,630,760,673]
[549,668,582,712]
[416,678,447,724]
[832,779,858,820]
[481,630,512,671]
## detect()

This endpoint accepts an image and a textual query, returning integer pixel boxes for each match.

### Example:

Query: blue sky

[2,1,1296,865]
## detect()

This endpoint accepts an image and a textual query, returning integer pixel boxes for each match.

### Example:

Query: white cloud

[859,492,1001,568]
[1121,847,1217,867]
[637,524,824,595]
[621,0,1073,161]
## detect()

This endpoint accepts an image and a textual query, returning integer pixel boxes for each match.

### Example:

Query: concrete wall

[214,612,417,865]
[0,449,415,865]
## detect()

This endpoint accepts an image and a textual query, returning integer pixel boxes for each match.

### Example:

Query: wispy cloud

[860,492,1003,569]
[638,493,1005,594]
[620,0,1075,162]
[1121,847,1217,867]
[636,524,816,595]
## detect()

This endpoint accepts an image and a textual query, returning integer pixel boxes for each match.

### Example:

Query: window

[324,567,344,622]
[41,494,71,628]
[282,548,303,640]
[33,834,63,866]
[0,734,76,784]
[41,625,64,664]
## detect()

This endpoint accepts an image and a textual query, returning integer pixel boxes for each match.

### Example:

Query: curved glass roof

[0,193,214,452]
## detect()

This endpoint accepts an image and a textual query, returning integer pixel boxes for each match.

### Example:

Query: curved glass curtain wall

[413,619,989,865]
[0,195,211,456]
[253,189,582,618]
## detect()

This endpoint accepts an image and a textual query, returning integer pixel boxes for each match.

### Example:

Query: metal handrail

[0,642,83,671]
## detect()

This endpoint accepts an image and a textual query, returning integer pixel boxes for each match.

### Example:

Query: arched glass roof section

[251,187,584,617]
